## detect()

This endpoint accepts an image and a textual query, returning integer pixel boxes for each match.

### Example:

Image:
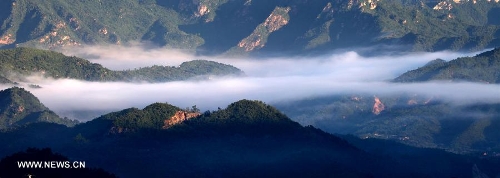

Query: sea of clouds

[1,44,498,121]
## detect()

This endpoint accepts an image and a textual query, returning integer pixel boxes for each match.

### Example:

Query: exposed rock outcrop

[237,7,291,52]
[0,34,14,45]
[196,5,209,17]
[372,96,385,115]
[163,111,200,129]
[359,0,379,10]
[434,0,499,11]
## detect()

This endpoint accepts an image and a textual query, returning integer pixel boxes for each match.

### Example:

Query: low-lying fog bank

[2,45,496,121]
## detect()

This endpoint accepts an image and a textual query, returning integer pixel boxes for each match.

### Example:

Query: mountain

[0,87,77,130]
[1,0,500,55]
[118,60,244,82]
[93,102,193,132]
[276,47,500,153]
[394,47,500,83]
[0,47,117,81]
[283,95,500,153]
[0,47,243,83]
[2,99,499,177]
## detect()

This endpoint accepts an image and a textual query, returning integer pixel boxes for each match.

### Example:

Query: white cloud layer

[1,45,497,121]
[60,43,197,70]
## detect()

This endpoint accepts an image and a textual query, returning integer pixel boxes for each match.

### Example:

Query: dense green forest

[0,47,243,83]
[394,47,500,83]
[1,0,500,55]
[97,102,180,131]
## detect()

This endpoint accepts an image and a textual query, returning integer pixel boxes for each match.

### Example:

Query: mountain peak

[424,58,447,67]
[224,99,291,122]
[393,47,500,83]
[0,87,76,129]
[99,102,192,132]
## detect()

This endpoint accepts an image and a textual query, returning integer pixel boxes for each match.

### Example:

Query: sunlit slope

[0,0,203,49]
[1,0,500,55]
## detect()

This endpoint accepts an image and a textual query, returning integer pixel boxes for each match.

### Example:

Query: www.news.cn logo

[17,161,85,169]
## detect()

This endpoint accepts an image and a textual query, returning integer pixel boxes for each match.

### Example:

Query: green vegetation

[0,47,243,83]
[0,47,117,81]
[177,100,302,135]
[452,118,491,152]
[93,100,298,133]
[276,46,500,153]
[0,99,499,177]
[201,100,291,123]
[2,0,500,55]
[97,102,180,131]
[372,1,500,51]
[394,47,500,83]
[0,0,203,49]
[276,93,500,153]
[119,60,243,82]
[0,87,78,130]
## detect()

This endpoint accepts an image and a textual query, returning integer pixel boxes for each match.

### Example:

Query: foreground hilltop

[0,97,499,177]
[1,0,500,55]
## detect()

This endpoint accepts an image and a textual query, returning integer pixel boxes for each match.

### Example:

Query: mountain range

[276,47,500,153]
[0,46,499,175]
[0,47,243,84]
[1,0,500,55]
[0,92,499,177]
[1,0,500,176]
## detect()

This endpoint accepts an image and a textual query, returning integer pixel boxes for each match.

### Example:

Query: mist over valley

[1,46,495,122]
[1,0,500,177]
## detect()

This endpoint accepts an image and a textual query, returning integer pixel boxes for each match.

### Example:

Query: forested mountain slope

[0,87,77,130]
[1,0,500,55]
[1,99,499,177]
[0,47,243,83]
[394,47,500,83]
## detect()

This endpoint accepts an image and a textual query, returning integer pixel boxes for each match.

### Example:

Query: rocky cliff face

[0,34,14,45]
[433,0,499,10]
[236,6,291,52]
[372,96,385,115]
[163,111,200,129]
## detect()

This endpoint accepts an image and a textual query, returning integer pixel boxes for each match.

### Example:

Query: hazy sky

[1,44,497,121]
